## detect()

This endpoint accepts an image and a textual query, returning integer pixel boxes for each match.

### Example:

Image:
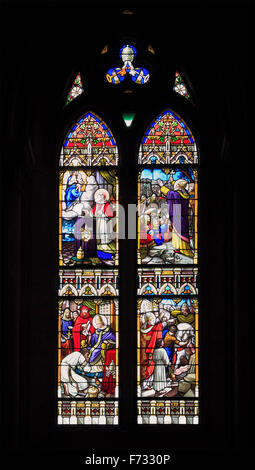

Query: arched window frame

[136,108,199,424]
[57,110,120,425]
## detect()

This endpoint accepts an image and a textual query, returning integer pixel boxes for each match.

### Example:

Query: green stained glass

[122,112,135,127]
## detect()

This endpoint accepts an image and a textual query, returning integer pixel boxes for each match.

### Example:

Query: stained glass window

[58,112,119,425]
[173,71,192,103]
[60,112,118,166]
[106,44,150,85]
[65,72,84,106]
[137,110,199,424]
[138,111,198,165]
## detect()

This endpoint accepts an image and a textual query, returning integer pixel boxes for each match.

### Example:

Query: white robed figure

[152,338,170,392]
[61,346,89,397]
[90,189,114,246]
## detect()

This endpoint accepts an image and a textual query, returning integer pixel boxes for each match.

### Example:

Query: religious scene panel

[138,167,198,265]
[137,267,198,296]
[59,169,119,267]
[58,298,119,401]
[137,297,199,404]
[59,112,118,167]
[138,111,198,165]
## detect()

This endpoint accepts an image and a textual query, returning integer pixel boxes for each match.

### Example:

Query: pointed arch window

[58,112,119,425]
[137,110,199,424]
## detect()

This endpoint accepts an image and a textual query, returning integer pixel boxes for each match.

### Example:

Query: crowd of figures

[139,168,196,264]
[139,299,197,398]
[59,303,117,399]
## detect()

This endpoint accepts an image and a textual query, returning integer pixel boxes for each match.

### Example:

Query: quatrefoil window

[106,44,150,85]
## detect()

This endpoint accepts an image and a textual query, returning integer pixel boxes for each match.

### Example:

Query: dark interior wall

[1,0,254,463]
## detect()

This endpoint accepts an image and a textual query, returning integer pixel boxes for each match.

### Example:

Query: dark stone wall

[1,0,253,463]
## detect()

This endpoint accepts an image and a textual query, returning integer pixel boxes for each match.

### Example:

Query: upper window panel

[59,112,119,167]
[173,71,192,103]
[138,111,198,165]
[106,44,150,85]
[65,72,84,106]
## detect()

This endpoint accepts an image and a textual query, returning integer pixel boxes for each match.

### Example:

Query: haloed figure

[90,189,115,262]
[87,314,116,389]
[159,178,194,258]
[140,312,163,390]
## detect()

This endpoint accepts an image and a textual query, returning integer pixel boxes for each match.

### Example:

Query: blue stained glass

[137,108,199,424]
[171,168,194,182]
[64,140,68,147]
[68,132,72,138]
[184,286,192,294]
[97,250,113,260]
[63,234,75,242]
[108,45,149,86]
[145,286,153,295]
